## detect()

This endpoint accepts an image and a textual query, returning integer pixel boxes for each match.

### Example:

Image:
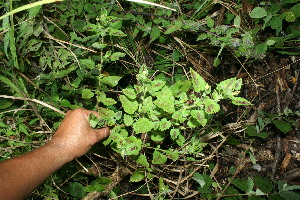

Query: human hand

[49,108,110,161]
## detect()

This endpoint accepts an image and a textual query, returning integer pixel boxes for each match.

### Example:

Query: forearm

[0,142,72,200]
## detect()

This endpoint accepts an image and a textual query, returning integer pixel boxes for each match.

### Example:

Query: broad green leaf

[232,178,254,193]
[117,136,142,156]
[197,33,208,41]
[281,12,296,22]
[130,169,145,182]
[170,80,191,96]
[136,154,150,169]
[80,59,95,69]
[231,96,252,106]
[159,118,171,131]
[246,126,268,138]
[291,3,300,18]
[193,173,212,193]
[120,95,139,114]
[255,43,268,55]
[154,86,175,113]
[110,52,126,61]
[109,29,126,37]
[254,176,274,193]
[272,120,292,134]
[0,98,13,109]
[28,5,42,18]
[151,79,165,92]
[190,68,207,92]
[170,129,185,146]
[225,186,242,199]
[140,96,155,113]
[204,99,220,114]
[124,114,134,126]
[165,20,182,34]
[279,191,300,200]
[191,110,207,126]
[151,130,165,142]
[97,91,117,106]
[82,88,94,99]
[152,150,167,164]
[165,149,179,161]
[101,76,122,87]
[60,99,72,108]
[133,118,154,133]
[234,16,241,27]
[150,26,160,42]
[122,88,136,99]
[266,39,276,46]
[172,109,190,123]
[19,123,28,135]
[92,42,107,49]
[250,7,267,18]
[68,182,86,198]
[206,16,214,28]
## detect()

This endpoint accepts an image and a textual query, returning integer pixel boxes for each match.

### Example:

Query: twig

[0,95,65,115]
[285,70,299,108]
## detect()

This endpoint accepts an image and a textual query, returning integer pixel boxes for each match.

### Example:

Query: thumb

[93,127,110,141]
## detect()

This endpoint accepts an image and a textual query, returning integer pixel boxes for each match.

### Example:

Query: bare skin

[0,108,110,200]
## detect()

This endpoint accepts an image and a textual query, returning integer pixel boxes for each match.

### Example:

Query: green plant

[89,67,251,177]
[193,172,300,200]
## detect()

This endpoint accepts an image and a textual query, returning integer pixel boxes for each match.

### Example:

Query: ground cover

[0,0,300,199]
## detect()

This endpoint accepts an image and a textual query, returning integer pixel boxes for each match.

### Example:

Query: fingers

[94,127,110,141]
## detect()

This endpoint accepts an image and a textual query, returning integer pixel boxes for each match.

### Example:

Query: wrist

[45,140,76,163]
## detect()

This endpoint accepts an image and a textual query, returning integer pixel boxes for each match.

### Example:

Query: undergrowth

[0,0,299,199]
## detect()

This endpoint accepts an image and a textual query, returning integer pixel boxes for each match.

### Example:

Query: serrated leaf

[152,150,167,164]
[206,16,214,28]
[273,120,292,134]
[130,169,145,182]
[170,129,185,146]
[250,7,267,18]
[204,99,220,114]
[231,96,252,106]
[133,118,154,133]
[136,154,150,169]
[92,42,107,49]
[124,114,134,126]
[97,92,117,106]
[150,26,160,42]
[190,68,207,92]
[165,20,182,34]
[191,110,207,126]
[159,118,171,131]
[110,52,126,61]
[165,149,179,161]
[151,79,166,92]
[82,88,94,99]
[101,76,122,87]
[116,136,142,156]
[120,95,139,114]
[109,29,126,37]
[197,33,208,41]
[151,130,165,142]
[170,80,191,97]
[122,88,136,99]
[140,96,155,113]
[154,86,175,113]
